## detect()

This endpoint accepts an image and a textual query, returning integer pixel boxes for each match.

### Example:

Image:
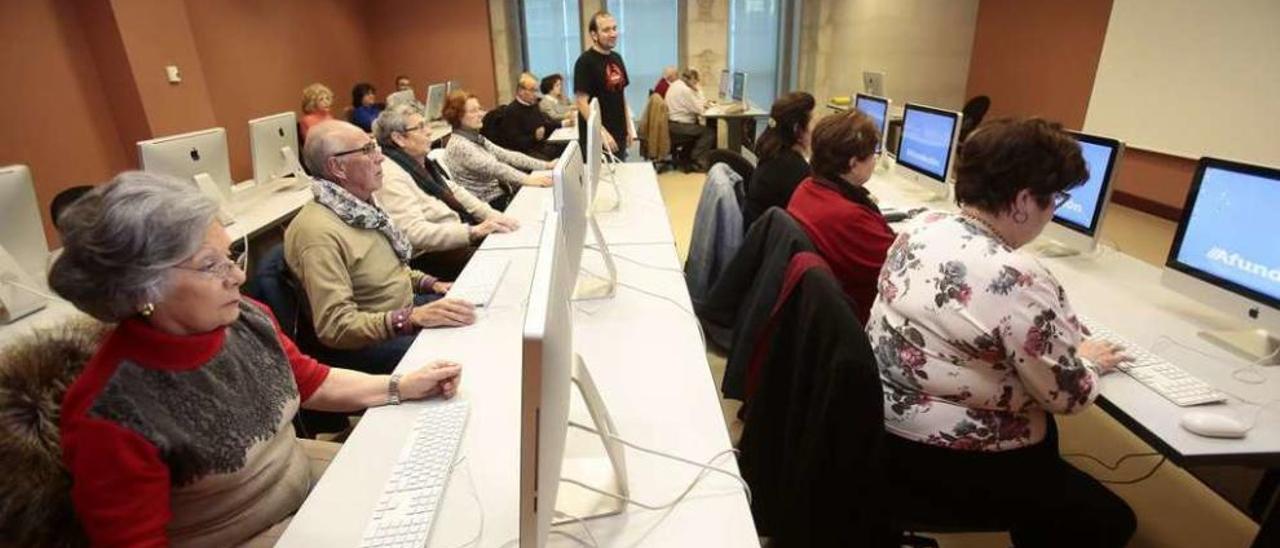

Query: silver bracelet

[387,373,403,406]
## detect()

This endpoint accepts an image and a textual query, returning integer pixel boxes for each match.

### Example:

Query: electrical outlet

[165,65,182,84]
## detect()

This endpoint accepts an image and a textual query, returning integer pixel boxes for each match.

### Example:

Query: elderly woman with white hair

[372,103,520,277]
[50,172,464,546]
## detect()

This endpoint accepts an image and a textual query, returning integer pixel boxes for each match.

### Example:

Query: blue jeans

[303,293,439,375]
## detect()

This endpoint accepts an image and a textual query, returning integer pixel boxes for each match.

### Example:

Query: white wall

[800,0,979,113]
[1084,0,1280,166]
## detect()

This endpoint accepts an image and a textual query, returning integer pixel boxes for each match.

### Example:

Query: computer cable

[567,420,751,505]
[0,276,63,302]
[551,511,600,547]
[1061,451,1168,484]
[584,244,687,274]
[445,455,486,548]
[1097,456,1167,485]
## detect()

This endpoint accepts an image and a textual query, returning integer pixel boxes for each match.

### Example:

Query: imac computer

[895,102,963,201]
[1035,131,1124,257]
[854,93,891,154]
[248,112,306,186]
[384,89,417,109]
[557,127,618,300]
[0,165,51,279]
[863,70,886,97]
[0,165,50,323]
[519,211,628,548]
[1162,157,1280,364]
[137,128,236,225]
[731,71,747,106]
[425,83,447,121]
[718,69,731,101]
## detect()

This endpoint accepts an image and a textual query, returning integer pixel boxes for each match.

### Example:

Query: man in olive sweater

[285,121,477,373]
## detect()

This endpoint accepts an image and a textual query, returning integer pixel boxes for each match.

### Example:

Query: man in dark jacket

[492,73,564,160]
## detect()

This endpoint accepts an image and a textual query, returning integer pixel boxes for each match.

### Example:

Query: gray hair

[302,120,363,179]
[47,171,219,322]
[373,103,425,146]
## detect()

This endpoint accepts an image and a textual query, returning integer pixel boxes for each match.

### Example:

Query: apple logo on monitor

[189,148,201,162]
[278,128,285,138]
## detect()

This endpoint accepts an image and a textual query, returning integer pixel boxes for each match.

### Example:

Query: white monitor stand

[0,245,48,324]
[573,216,618,301]
[193,173,237,226]
[554,354,630,524]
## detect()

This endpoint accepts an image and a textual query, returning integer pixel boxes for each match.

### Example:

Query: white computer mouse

[1179,411,1249,439]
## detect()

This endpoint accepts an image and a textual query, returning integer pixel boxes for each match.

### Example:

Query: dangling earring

[140,302,155,317]
[1012,210,1029,224]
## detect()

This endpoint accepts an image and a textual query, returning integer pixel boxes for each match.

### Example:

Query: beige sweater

[284,201,429,349]
[373,158,498,254]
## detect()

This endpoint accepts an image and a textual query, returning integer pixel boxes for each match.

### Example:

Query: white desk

[0,179,313,351]
[548,126,578,144]
[864,165,1280,465]
[483,162,676,250]
[702,106,768,152]
[280,162,757,547]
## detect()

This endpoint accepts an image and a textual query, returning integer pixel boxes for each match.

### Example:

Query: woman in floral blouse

[868,118,1135,547]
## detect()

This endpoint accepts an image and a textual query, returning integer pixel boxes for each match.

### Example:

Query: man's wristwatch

[387,373,403,405]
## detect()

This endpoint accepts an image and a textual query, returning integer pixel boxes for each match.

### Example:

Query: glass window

[728,0,781,109]
[607,0,680,119]
[522,0,583,84]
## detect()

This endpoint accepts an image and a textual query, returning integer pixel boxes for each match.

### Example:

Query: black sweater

[743,148,810,229]
[491,99,559,154]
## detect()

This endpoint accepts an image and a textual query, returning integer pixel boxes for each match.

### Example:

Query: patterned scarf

[312,178,413,263]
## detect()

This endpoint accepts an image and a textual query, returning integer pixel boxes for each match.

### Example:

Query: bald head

[662,66,678,82]
[303,120,384,199]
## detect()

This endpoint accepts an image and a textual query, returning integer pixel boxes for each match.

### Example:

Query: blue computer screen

[1175,166,1280,302]
[1053,140,1113,231]
[899,108,957,181]
[732,72,745,102]
[856,96,887,152]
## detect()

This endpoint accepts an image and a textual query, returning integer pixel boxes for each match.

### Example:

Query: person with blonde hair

[300,83,334,138]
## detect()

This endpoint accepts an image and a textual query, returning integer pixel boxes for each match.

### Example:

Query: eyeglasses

[174,252,246,281]
[332,141,381,159]
[400,122,427,134]
[1052,191,1072,210]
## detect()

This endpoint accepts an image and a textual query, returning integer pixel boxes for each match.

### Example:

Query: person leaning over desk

[373,103,520,278]
[285,121,477,375]
[869,118,1136,547]
[442,90,554,211]
[50,172,463,546]
[786,108,894,325]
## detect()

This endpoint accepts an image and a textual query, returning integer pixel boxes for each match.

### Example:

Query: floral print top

[867,212,1099,451]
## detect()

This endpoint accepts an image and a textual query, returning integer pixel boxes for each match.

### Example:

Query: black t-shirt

[744,148,812,228]
[574,48,630,149]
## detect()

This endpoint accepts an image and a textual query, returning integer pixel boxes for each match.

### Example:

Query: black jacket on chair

[697,207,815,400]
[738,252,890,547]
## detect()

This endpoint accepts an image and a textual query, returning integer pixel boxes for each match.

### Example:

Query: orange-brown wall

[966,0,1195,218]
[0,0,500,245]
[0,0,132,246]
[185,0,380,183]
[366,0,498,109]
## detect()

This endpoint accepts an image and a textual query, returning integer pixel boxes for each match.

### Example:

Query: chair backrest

[480,104,509,147]
[707,148,755,187]
[246,243,300,339]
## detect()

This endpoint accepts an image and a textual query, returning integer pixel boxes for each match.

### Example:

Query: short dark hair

[809,110,880,183]
[588,10,612,34]
[540,73,563,95]
[754,91,816,163]
[351,82,376,108]
[953,117,1088,214]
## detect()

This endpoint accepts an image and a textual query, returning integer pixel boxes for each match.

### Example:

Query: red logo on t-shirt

[605,60,626,92]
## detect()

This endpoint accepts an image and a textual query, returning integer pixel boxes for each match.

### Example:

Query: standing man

[574,10,634,160]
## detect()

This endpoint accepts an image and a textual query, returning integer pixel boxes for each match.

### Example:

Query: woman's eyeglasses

[174,252,246,281]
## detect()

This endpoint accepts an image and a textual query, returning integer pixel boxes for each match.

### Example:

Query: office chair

[958,95,991,143]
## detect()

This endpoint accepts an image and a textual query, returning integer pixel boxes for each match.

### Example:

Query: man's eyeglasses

[401,122,427,134]
[1052,191,1072,210]
[174,252,246,281]
[333,141,380,159]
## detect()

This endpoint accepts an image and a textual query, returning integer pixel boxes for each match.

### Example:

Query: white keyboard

[1080,316,1227,406]
[446,256,510,307]
[360,398,469,548]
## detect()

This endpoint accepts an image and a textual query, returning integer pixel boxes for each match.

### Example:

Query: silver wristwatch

[387,373,403,405]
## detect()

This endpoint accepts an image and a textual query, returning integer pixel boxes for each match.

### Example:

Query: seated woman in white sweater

[441,90,553,211]
[372,104,520,276]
